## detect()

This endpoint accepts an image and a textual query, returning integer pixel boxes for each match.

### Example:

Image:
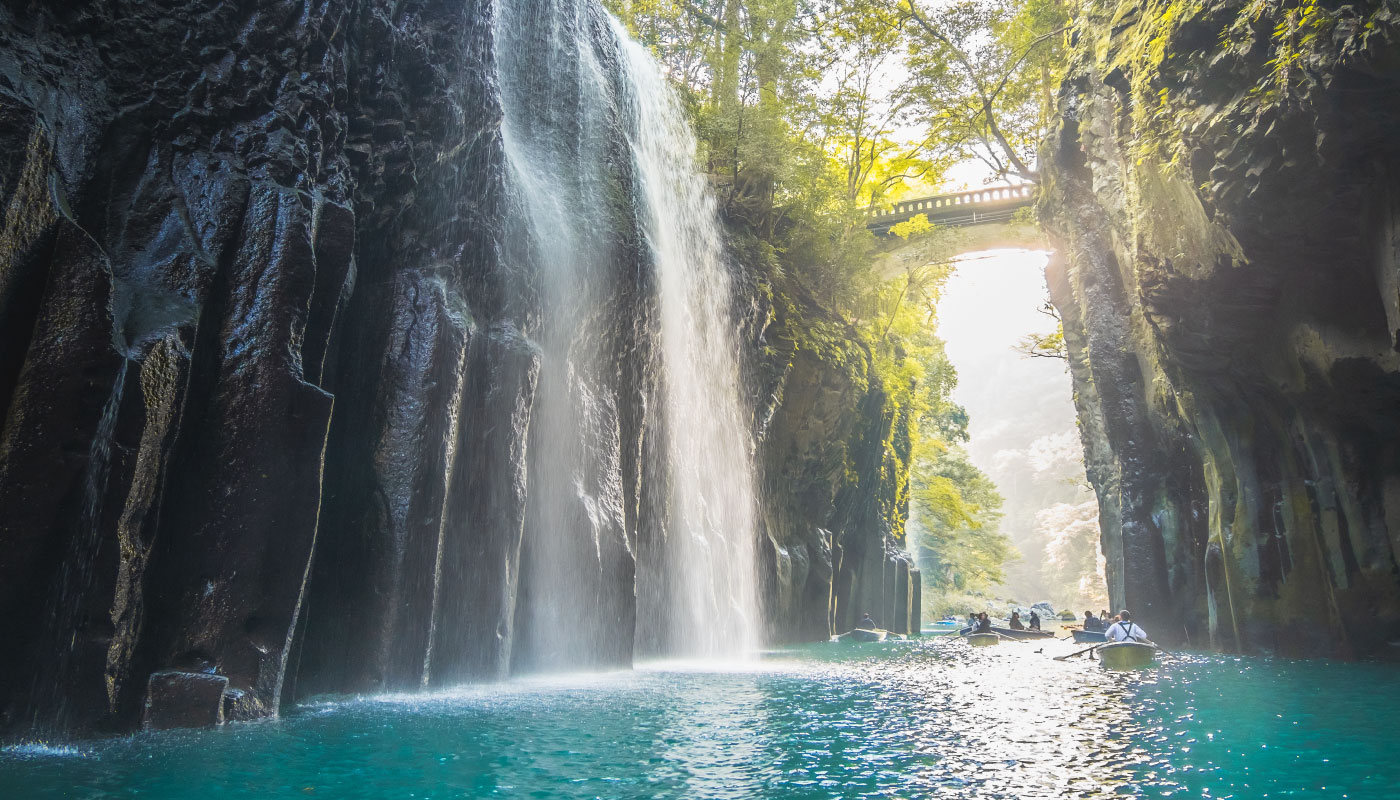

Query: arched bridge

[868,185,1034,233]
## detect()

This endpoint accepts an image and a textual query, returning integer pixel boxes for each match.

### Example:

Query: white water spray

[616,27,760,657]
[493,0,759,665]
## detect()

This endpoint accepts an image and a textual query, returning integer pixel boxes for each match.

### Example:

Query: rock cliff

[1041,0,1400,656]
[0,0,918,737]
[745,272,922,643]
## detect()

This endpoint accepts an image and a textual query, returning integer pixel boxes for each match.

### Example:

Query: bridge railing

[867,185,1033,229]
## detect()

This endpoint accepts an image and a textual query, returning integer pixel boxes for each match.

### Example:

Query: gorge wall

[0,0,918,737]
[1041,0,1400,656]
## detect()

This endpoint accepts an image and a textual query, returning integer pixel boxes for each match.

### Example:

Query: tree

[1012,300,1068,360]
[898,0,1073,181]
[912,441,1011,594]
[607,0,1030,605]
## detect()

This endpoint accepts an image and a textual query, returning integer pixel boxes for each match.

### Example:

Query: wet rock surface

[0,0,555,735]
[142,671,228,730]
[747,279,922,641]
[1041,0,1400,656]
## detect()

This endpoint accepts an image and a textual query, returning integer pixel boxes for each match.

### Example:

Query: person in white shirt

[1103,610,1149,643]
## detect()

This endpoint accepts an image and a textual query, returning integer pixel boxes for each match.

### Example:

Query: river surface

[4,635,1397,799]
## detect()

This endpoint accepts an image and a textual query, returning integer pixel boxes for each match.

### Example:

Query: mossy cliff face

[737,262,921,643]
[1041,0,1400,656]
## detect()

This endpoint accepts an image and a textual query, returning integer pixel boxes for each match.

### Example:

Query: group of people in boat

[966,609,1042,633]
[1085,609,1150,642]
[1007,609,1041,631]
[966,607,1149,642]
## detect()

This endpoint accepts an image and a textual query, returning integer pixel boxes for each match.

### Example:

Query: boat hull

[838,628,887,642]
[1098,641,1157,669]
[1072,629,1107,644]
[994,627,1054,640]
[965,633,999,647]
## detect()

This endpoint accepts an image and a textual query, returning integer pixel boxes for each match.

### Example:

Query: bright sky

[935,248,1076,467]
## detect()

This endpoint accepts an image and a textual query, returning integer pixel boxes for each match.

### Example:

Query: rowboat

[994,626,1054,640]
[1071,629,1107,644]
[965,633,999,647]
[1098,641,1157,669]
[922,626,961,636]
[957,625,1054,640]
[838,628,887,642]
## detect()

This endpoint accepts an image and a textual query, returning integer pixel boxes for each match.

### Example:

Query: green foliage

[888,213,935,240]
[913,442,1012,594]
[607,0,1028,609]
[901,0,1073,180]
[1094,0,1400,179]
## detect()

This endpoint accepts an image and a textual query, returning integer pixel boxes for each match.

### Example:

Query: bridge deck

[868,185,1033,232]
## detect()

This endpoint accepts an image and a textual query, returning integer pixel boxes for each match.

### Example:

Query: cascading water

[497,0,636,672]
[496,0,759,669]
[616,29,760,658]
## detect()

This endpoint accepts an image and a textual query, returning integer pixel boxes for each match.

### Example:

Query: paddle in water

[1054,643,1103,661]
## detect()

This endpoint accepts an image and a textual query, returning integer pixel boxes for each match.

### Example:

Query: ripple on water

[3,638,1400,798]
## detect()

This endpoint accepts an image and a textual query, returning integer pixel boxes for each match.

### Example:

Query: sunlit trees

[1012,300,1067,360]
[1038,500,1107,610]
[899,0,1073,180]
[607,0,1071,612]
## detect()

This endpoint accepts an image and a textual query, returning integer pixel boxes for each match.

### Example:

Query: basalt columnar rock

[1041,0,1400,656]
[745,272,922,643]
[0,0,918,738]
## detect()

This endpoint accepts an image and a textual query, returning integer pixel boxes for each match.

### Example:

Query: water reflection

[5,638,1400,799]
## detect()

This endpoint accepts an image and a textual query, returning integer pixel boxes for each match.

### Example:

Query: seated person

[1008,611,1025,630]
[1103,610,1149,642]
[974,612,993,634]
[1028,610,1041,631]
[858,612,877,630]
[1083,610,1101,632]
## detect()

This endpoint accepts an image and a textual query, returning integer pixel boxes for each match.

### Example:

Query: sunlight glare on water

[5,637,1400,798]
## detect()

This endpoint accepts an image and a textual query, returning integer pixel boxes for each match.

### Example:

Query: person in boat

[859,612,877,630]
[1028,610,1041,631]
[1103,610,1149,643]
[974,612,992,634]
[1100,609,1111,625]
[1008,611,1025,630]
[1084,610,1101,632]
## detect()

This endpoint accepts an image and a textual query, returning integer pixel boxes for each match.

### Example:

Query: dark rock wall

[0,0,519,734]
[1041,0,1400,656]
[747,279,921,641]
[0,0,918,737]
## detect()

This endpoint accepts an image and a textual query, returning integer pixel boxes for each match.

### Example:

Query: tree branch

[899,0,1036,180]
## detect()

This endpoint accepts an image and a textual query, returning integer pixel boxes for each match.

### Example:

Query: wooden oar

[1053,642,1103,661]
[991,630,1026,644]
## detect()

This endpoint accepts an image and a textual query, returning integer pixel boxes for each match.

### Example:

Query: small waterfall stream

[32,358,129,726]
[495,0,758,668]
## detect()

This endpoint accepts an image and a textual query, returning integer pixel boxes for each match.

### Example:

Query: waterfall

[495,0,758,669]
[616,28,759,657]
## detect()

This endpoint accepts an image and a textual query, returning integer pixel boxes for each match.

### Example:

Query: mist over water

[497,0,757,668]
[935,250,1104,608]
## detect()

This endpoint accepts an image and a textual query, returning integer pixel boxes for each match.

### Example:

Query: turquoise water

[4,636,1398,798]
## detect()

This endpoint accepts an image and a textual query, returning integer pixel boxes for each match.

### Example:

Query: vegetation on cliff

[1039,0,1400,654]
[605,0,1075,616]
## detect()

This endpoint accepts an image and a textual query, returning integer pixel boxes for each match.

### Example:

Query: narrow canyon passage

[1,0,1400,797]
